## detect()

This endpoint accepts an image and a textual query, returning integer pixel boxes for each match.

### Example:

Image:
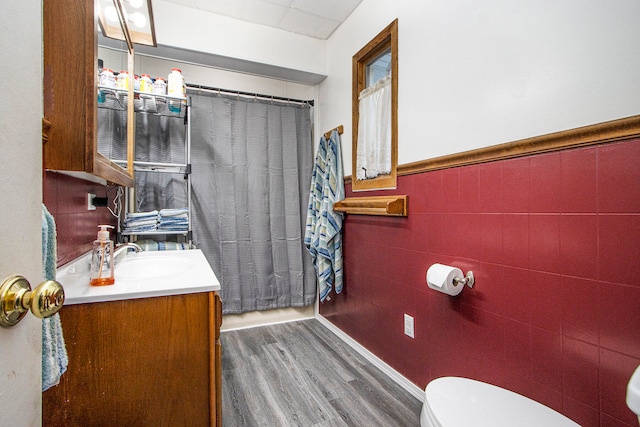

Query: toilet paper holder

[453,271,475,289]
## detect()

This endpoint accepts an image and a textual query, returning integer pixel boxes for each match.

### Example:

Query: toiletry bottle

[90,225,115,286]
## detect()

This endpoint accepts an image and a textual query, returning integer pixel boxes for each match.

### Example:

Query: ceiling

[160,0,364,40]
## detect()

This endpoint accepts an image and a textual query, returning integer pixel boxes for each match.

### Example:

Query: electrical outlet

[404,314,414,338]
[87,193,96,211]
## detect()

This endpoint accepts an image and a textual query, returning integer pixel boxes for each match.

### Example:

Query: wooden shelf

[333,195,407,216]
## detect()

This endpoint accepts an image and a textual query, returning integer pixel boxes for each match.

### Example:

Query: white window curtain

[356,75,392,180]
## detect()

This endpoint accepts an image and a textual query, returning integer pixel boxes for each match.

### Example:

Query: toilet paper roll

[426,263,465,296]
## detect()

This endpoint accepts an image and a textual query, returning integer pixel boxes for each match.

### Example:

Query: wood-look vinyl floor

[221,319,422,427]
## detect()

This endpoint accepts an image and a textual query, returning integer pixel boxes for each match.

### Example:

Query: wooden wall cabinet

[43,292,222,426]
[43,0,133,187]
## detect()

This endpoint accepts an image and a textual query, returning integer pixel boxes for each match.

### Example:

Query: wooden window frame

[352,19,398,191]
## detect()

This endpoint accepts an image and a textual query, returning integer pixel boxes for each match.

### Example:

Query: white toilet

[421,377,579,427]
[627,364,640,425]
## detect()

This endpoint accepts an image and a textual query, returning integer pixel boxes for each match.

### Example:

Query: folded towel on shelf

[159,216,187,222]
[123,209,189,233]
[41,204,68,392]
[158,214,188,221]
[158,216,188,224]
[159,208,188,217]
[123,225,159,233]
[136,240,191,251]
[123,210,160,233]
[156,224,189,232]
[123,218,158,227]
[124,211,159,221]
[158,218,189,228]
[126,210,159,219]
[156,207,188,232]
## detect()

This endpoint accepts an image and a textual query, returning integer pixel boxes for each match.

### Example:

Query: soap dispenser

[90,225,115,286]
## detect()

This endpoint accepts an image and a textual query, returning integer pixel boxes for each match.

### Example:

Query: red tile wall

[319,138,640,427]
[43,172,118,266]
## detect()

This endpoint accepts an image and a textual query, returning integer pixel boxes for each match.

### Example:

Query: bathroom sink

[115,253,196,280]
[57,249,220,305]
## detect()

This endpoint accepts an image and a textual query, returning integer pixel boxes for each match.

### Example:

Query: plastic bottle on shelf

[99,68,116,88]
[153,77,167,95]
[167,68,186,98]
[139,74,153,93]
[98,59,105,103]
[89,225,115,286]
[134,74,140,92]
[117,70,129,90]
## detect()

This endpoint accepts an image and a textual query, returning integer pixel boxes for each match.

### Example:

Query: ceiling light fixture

[98,0,157,50]
[131,12,147,29]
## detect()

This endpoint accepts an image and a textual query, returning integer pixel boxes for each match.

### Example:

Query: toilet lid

[424,377,580,427]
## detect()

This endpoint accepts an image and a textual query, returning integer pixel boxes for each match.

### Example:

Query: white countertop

[57,249,220,305]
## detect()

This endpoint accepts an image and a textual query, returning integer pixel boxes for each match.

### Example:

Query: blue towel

[159,208,188,217]
[123,225,158,233]
[123,209,189,233]
[41,204,68,391]
[157,208,188,232]
[123,210,159,233]
[304,130,345,301]
[124,218,158,226]
[158,217,188,227]
[157,225,189,232]
[135,240,191,251]
[125,210,159,218]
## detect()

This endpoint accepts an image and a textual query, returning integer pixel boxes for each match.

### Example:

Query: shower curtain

[135,89,317,314]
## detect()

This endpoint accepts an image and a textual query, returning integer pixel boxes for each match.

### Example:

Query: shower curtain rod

[186,83,314,107]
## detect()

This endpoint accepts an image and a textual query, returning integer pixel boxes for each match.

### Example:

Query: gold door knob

[0,275,65,327]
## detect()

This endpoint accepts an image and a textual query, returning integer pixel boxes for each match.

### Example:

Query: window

[352,19,398,191]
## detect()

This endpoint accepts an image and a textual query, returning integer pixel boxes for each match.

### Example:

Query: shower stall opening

[134,87,317,314]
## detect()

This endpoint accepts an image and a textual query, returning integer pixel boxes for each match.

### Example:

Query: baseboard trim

[221,306,315,332]
[315,315,425,402]
[221,314,315,332]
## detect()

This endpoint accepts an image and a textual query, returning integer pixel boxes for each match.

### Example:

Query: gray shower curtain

[135,89,317,314]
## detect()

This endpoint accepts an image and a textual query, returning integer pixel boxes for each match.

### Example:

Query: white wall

[153,0,327,77]
[112,1,640,175]
[135,56,315,102]
[320,0,640,175]
[98,46,315,106]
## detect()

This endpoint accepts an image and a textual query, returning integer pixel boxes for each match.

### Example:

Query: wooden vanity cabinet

[43,0,133,187]
[43,292,223,426]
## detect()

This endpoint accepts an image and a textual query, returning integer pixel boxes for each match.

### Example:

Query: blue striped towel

[304,129,345,301]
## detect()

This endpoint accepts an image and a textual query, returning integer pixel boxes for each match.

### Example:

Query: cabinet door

[43,0,133,187]
[42,293,214,426]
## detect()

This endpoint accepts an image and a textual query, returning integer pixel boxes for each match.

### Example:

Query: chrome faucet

[113,242,143,264]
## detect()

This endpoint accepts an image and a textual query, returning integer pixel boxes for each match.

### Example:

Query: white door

[0,1,45,425]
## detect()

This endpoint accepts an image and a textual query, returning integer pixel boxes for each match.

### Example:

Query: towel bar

[333,195,408,216]
[324,125,344,140]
